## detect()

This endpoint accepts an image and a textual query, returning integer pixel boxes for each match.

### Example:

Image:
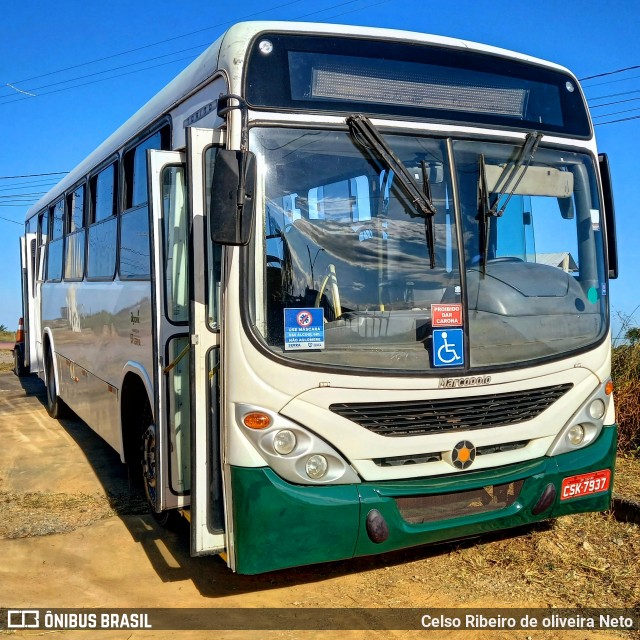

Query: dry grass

[0,348,13,373]
[615,455,640,499]
[0,490,148,539]
[440,511,640,610]
[612,342,640,455]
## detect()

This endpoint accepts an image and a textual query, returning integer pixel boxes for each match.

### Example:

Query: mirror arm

[217,93,250,151]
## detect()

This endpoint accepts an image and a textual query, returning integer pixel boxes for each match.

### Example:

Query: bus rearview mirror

[210,149,257,246]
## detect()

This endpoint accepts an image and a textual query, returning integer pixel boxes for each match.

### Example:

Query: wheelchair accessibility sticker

[284,308,325,351]
[432,329,464,367]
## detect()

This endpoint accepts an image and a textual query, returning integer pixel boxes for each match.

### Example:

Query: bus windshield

[248,127,607,372]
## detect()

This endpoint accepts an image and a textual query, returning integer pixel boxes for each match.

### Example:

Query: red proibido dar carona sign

[431,303,463,327]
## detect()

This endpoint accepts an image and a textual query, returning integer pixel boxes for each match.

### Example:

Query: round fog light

[305,454,328,480]
[589,398,606,420]
[273,429,296,455]
[567,424,585,446]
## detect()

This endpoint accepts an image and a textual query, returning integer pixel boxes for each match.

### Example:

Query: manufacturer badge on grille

[452,440,476,469]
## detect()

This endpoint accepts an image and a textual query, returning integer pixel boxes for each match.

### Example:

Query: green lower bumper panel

[231,425,617,574]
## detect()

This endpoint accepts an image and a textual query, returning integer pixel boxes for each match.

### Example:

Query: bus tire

[45,348,67,419]
[13,346,27,377]
[139,399,179,529]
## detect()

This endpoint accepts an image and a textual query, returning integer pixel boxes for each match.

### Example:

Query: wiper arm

[478,131,543,276]
[347,114,437,268]
[488,131,543,217]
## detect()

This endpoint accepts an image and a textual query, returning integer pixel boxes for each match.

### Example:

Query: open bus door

[148,130,226,559]
[19,233,39,374]
[185,127,227,558]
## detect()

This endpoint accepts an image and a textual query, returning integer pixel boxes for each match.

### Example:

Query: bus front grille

[330,383,572,437]
[395,480,524,524]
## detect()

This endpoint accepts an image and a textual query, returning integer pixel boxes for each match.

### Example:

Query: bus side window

[64,184,86,281]
[87,162,118,280]
[46,200,64,282]
[120,126,170,280]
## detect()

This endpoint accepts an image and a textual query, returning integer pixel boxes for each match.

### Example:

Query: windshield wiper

[478,131,543,276]
[346,114,437,268]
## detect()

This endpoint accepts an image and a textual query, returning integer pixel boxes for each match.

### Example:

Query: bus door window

[205,146,223,330]
[160,164,191,492]
[162,166,188,322]
[87,162,118,280]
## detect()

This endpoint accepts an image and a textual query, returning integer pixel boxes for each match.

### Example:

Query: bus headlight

[567,424,585,446]
[273,429,296,455]
[547,382,611,457]
[305,455,328,479]
[236,404,360,485]
[589,399,606,420]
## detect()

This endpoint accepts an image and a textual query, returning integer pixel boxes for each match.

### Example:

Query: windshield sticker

[284,308,325,351]
[431,303,463,327]
[590,209,600,231]
[432,329,464,368]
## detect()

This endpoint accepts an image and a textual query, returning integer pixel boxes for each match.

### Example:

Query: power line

[0,215,23,225]
[593,105,640,119]
[1,0,386,106]
[588,95,640,109]
[0,55,197,107]
[580,64,640,81]
[0,44,209,101]
[0,179,59,192]
[0,172,68,180]
[5,0,309,87]
[594,114,640,126]
[587,88,640,102]
[581,73,640,89]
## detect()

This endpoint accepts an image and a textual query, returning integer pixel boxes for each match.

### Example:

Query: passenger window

[47,201,64,281]
[37,211,48,283]
[87,162,118,280]
[92,163,117,222]
[64,186,86,280]
[120,128,168,279]
[124,128,167,209]
[51,200,64,239]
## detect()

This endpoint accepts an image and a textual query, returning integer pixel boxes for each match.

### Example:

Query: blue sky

[0,0,638,338]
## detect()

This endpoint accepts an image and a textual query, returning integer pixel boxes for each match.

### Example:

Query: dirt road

[0,363,637,640]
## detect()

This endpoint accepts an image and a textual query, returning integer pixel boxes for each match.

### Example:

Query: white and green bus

[18,21,618,574]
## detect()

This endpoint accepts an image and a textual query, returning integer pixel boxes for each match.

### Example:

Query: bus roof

[27,21,574,221]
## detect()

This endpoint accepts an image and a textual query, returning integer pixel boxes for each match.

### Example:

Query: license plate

[560,469,611,500]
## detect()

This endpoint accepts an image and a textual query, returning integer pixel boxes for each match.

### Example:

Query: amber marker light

[243,412,272,430]
[605,380,614,395]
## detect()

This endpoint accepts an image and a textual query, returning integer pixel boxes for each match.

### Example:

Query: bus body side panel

[41,279,153,454]
[231,424,616,574]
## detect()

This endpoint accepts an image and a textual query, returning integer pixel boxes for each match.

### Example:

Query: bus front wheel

[139,402,178,528]
[13,346,27,377]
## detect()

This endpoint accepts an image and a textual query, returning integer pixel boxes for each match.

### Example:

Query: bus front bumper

[230,424,617,575]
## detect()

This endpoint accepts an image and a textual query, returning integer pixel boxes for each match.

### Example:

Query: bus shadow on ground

[17,373,550,599]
